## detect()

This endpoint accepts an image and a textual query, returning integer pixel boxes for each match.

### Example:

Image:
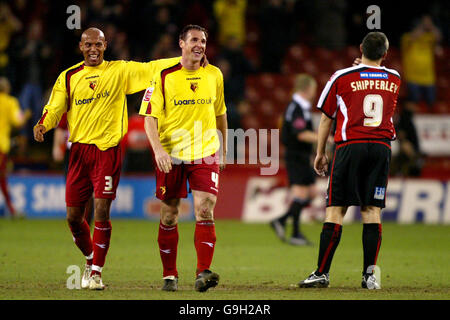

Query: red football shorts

[155,153,220,200]
[66,143,122,207]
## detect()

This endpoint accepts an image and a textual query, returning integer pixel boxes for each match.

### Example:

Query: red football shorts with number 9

[66,143,122,207]
[155,153,220,200]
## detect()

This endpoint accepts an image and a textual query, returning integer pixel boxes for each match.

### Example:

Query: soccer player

[139,25,227,292]
[299,32,401,289]
[0,77,28,218]
[33,27,188,290]
[271,74,326,246]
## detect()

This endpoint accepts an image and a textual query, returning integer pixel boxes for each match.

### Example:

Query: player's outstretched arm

[124,53,208,95]
[34,73,69,138]
[314,113,333,176]
[33,124,47,142]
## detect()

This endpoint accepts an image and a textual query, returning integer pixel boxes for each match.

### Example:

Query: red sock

[68,219,93,264]
[158,222,178,278]
[194,220,216,275]
[0,177,15,215]
[91,220,112,276]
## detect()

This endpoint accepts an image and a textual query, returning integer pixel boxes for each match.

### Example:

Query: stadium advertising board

[413,115,450,156]
[241,177,450,224]
[1,173,449,224]
[0,175,194,220]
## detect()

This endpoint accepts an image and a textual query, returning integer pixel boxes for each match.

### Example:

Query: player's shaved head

[81,27,106,41]
[79,27,107,66]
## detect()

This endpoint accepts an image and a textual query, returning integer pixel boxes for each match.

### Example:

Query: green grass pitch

[0,219,449,300]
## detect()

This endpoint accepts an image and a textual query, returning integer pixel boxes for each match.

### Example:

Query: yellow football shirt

[214,0,247,46]
[139,63,227,161]
[401,32,436,85]
[36,57,180,151]
[0,92,23,154]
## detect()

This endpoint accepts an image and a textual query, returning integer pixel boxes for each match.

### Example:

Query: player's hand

[314,153,329,177]
[352,57,362,66]
[33,124,46,142]
[200,54,209,68]
[219,154,226,171]
[154,148,172,173]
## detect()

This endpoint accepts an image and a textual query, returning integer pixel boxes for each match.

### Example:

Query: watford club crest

[89,80,97,90]
[190,82,198,92]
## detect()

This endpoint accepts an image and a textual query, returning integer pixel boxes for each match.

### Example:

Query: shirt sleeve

[122,60,155,95]
[57,112,68,129]
[37,72,68,130]
[317,74,339,119]
[138,72,164,119]
[214,68,227,116]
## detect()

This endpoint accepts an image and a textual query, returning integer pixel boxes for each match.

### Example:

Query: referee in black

[270,74,329,245]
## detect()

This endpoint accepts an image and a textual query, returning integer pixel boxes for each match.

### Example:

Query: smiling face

[79,28,107,66]
[179,29,207,65]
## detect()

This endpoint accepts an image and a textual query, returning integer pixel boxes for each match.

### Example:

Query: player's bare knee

[361,206,381,223]
[197,207,213,220]
[161,210,179,226]
[195,197,215,220]
[161,200,179,225]
[325,206,348,224]
[94,201,111,222]
[66,208,84,225]
[67,215,83,225]
[162,216,178,226]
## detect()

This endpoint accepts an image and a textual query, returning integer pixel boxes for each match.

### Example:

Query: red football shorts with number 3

[155,153,220,200]
[66,143,122,207]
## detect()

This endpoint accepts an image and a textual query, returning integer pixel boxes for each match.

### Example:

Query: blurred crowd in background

[0,0,448,176]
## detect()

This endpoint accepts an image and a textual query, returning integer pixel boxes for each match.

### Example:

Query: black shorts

[286,157,316,186]
[326,140,391,208]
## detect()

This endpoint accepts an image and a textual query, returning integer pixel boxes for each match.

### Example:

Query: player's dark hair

[361,32,389,61]
[179,24,208,41]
